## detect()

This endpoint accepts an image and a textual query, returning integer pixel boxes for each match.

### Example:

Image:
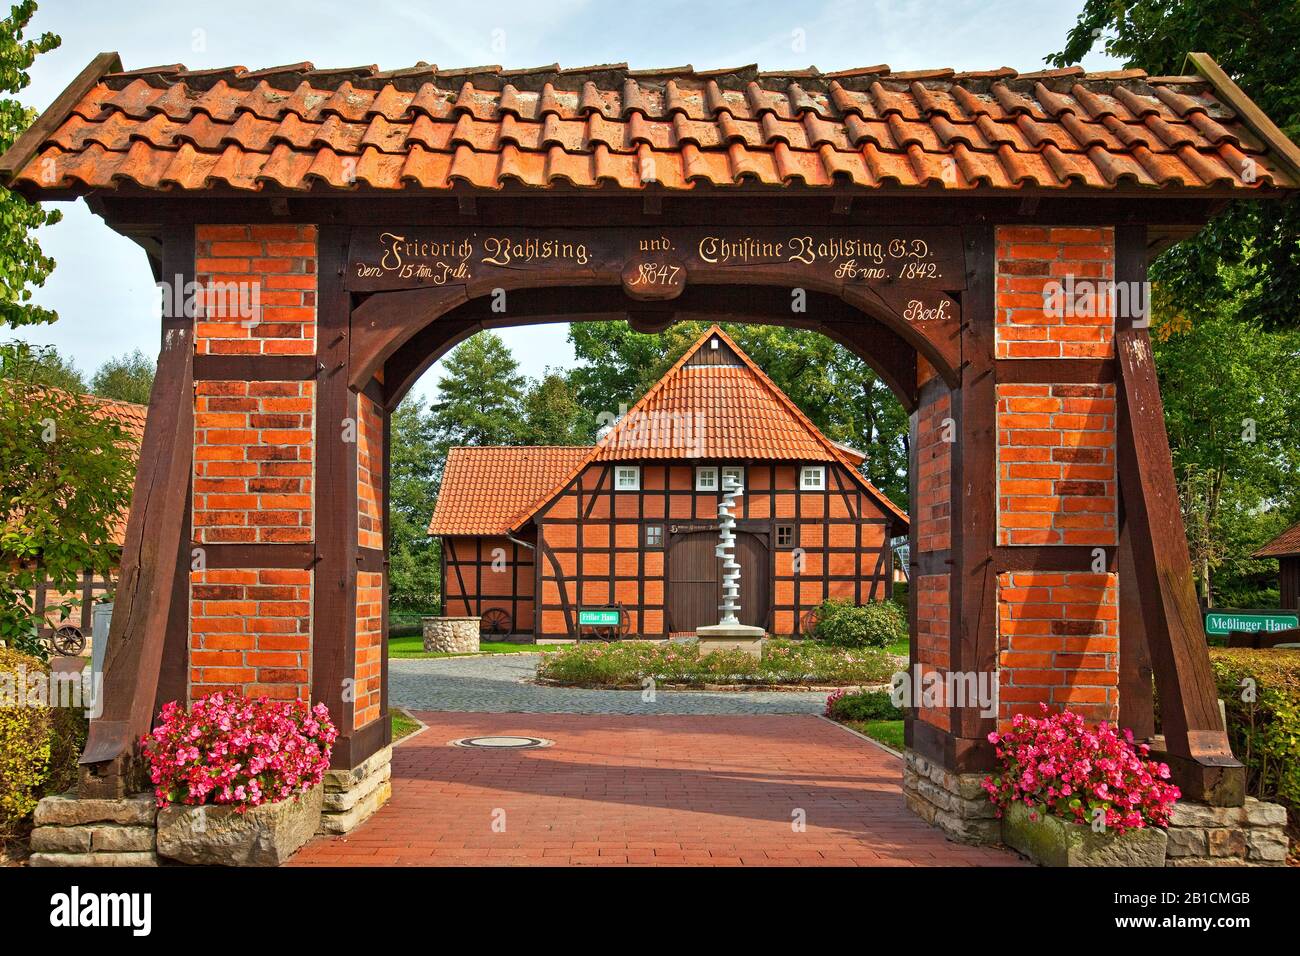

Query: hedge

[1208,648,1300,817]
[0,648,88,846]
[814,598,907,649]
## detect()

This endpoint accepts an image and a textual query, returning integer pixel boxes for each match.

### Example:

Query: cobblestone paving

[292,712,1022,867]
[389,653,829,715]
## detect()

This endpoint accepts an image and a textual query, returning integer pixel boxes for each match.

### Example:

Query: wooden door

[668,530,770,632]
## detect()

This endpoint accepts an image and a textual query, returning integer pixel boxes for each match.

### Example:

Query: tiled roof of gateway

[1253,520,1300,559]
[428,446,590,535]
[5,54,1300,193]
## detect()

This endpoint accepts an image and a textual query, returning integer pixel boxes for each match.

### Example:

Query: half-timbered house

[429,326,908,640]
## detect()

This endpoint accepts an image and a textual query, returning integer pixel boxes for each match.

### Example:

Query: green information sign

[578,609,622,626]
[1204,610,1300,636]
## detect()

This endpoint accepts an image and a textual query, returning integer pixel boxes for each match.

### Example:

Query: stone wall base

[423,616,480,654]
[28,792,159,867]
[1164,797,1288,866]
[320,744,392,835]
[902,748,1000,845]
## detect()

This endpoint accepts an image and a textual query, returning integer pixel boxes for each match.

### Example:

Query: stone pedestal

[902,748,1001,845]
[422,616,480,654]
[28,792,159,867]
[320,745,392,834]
[1164,797,1289,866]
[695,623,765,658]
[1001,800,1168,866]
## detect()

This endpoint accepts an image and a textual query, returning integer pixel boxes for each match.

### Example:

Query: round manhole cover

[449,735,554,749]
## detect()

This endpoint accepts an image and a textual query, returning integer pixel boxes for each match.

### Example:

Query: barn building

[429,326,908,640]
[1254,519,1300,611]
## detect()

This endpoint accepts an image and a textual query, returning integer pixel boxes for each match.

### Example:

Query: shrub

[826,688,903,721]
[0,648,88,844]
[814,598,907,649]
[536,638,894,687]
[982,705,1180,834]
[140,693,337,810]
[1209,648,1300,816]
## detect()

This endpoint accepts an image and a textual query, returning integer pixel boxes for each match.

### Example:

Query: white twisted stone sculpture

[715,472,744,625]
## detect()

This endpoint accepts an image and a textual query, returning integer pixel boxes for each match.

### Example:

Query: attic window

[710,337,719,350]
[615,465,640,490]
[695,466,718,491]
[800,465,826,490]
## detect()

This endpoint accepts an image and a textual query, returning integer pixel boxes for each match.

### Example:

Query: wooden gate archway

[6,53,1299,836]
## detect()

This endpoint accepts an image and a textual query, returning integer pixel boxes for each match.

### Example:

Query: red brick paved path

[292,713,1022,866]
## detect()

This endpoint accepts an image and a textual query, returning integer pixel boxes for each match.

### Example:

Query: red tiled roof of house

[428,445,591,535]
[86,394,148,546]
[1253,520,1300,558]
[513,325,908,529]
[5,55,1299,194]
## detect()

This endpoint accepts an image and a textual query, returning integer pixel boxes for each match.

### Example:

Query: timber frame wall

[73,189,1247,806]
[528,459,897,639]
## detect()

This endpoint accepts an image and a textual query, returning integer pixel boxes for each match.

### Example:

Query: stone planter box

[1001,801,1168,867]
[423,616,480,654]
[156,784,322,866]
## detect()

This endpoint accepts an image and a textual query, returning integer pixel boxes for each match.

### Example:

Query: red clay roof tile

[1253,521,1300,559]
[6,58,1298,194]
[428,446,591,536]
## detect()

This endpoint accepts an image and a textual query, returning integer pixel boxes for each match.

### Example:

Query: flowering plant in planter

[141,693,337,811]
[982,705,1180,834]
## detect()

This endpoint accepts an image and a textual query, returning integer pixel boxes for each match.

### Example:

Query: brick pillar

[993,226,1120,727]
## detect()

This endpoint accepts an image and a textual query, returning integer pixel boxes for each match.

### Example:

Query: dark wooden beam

[312,224,364,768]
[949,223,998,746]
[79,223,195,797]
[1116,328,1244,804]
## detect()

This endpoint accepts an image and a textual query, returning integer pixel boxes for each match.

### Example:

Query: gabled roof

[86,394,148,547]
[4,53,1299,195]
[511,325,908,530]
[1253,520,1300,559]
[427,445,590,535]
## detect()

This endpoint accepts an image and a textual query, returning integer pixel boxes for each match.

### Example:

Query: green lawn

[884,639,909,658]
[389,634,559,659]
[843,718,904,751]
[391,709,422,741]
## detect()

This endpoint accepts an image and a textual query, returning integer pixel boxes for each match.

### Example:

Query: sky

[13,0,1121,405]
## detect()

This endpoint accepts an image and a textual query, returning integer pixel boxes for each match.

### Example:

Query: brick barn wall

[357,395,383,552]
[189,568,312,700]
[991,225,1121,728]
[996,383,1117,547]
[189,225,319,705]
[997,571,1119,726]
[194,225,317,355]
[442,536,536,633]
[354,571,383,728]
[535,461,893,640]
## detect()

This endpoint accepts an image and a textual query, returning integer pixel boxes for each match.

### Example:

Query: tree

[387,396,440,611]
[1050,1,1300,330]
[0,2,60,328]
[1,341,135,656]
[17,340,82,391]
[568,321,910,507]
[521,370,591,445]
[428,331,526,465]
[91,349,155,405]
[1152,271,1300,605]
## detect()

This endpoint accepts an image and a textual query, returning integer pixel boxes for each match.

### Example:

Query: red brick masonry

[292,714,1020,867]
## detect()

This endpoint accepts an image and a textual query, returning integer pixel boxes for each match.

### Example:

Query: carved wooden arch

[366,284,927,413]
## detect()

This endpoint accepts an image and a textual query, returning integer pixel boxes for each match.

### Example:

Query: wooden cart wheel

[480,608,512,636]
[800,608,820,637]
[53,625,86,656]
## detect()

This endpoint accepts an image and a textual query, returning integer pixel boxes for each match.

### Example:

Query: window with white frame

[695,466,718,491]
[615,465,641,490]
[800,465,826,490]
[721,465,745,490]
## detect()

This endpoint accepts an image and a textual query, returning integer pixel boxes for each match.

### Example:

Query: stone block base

[320,745,393,835]
[696,623,765,658]
[902,748,1000,846]
[28,792,159,867]
[423,616,480,654]
[1164,797,1289,866]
